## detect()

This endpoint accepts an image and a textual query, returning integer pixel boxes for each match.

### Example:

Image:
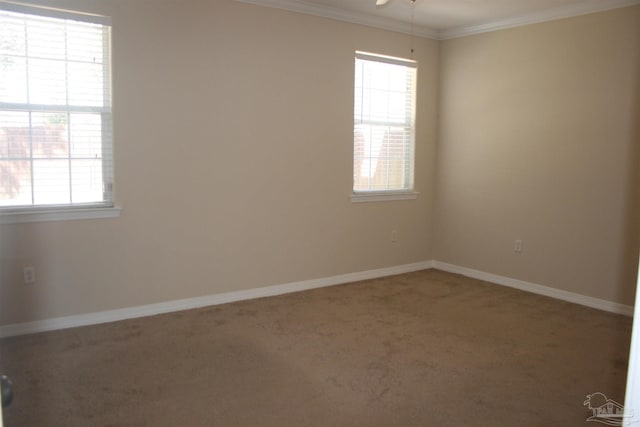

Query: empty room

[0,0,639,425]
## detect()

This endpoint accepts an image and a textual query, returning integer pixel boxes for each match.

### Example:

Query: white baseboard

[432,261,634,317]
[1,259,632,338]
[0,260,434,338]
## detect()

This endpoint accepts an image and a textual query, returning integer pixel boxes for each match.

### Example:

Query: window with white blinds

[0,3,112,211]
[353,51,416,196]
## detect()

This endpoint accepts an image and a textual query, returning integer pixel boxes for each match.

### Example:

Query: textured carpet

[0,269,633,426]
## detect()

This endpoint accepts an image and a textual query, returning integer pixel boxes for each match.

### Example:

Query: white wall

[0,0,439,325]
[0,1,638,327]
[435,6,640,305]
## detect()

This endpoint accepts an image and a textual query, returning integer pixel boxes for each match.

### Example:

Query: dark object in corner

[1,375,13,408]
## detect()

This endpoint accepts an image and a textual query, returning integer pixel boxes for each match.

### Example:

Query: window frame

[0,2,119,223]
[352,51,418,203]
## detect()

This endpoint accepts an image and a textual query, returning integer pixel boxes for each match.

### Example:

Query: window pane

[27,16,66,60]
[31,112,69,159]
[354,124,410,191]
[67,22,103,63]
[0,12,28,103]
[0,111,30,159]
[0,111,32,204]
[70,113,102,158]
[0,13,26,56]
[68,61,103,106]
[0,159,31,205]
[29,58,67,105]
[32,159,70,204]
[388,92,407,123]
[71,158,102,203]
[0,56,27,103]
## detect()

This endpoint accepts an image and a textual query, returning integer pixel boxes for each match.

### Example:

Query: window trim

[0,205,120,224]
[352,51,417,198]
[351,191,419,203]
[0,2,115,218]
[0,1,111,26]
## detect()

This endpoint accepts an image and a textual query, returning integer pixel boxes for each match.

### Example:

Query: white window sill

[0,206,122,225]
[351,191,419,203]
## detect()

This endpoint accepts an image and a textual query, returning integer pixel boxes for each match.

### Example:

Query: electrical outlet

[391,230,397,242]
[514,240,523,253]
[23,266,36,284]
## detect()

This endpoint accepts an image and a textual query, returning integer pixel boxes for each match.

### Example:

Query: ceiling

[235,0,640,39]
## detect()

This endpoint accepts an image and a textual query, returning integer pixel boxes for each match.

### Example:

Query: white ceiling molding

[234,0,439,39]
[234,0,640,40]
[438,0,640,40]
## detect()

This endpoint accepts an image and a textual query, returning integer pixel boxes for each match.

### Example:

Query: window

[353,51,417,201]
[0,3,113,215]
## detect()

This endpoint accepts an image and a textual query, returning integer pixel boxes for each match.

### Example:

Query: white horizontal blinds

[0,5,112,208]
[354,51,416,193]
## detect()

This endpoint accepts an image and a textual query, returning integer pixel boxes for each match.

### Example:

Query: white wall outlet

[391,230,398,242]
[23,266,36,284]
[514,240,523,253]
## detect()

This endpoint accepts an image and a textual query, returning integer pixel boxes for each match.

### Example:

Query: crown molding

[439,0,640,40]
[234,0,438,39]
[234,0,640,41]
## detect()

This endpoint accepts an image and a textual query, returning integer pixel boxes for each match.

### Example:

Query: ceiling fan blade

[376,0,390,5]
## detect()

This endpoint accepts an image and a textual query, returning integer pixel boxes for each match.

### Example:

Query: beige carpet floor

[0,269,633,426]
